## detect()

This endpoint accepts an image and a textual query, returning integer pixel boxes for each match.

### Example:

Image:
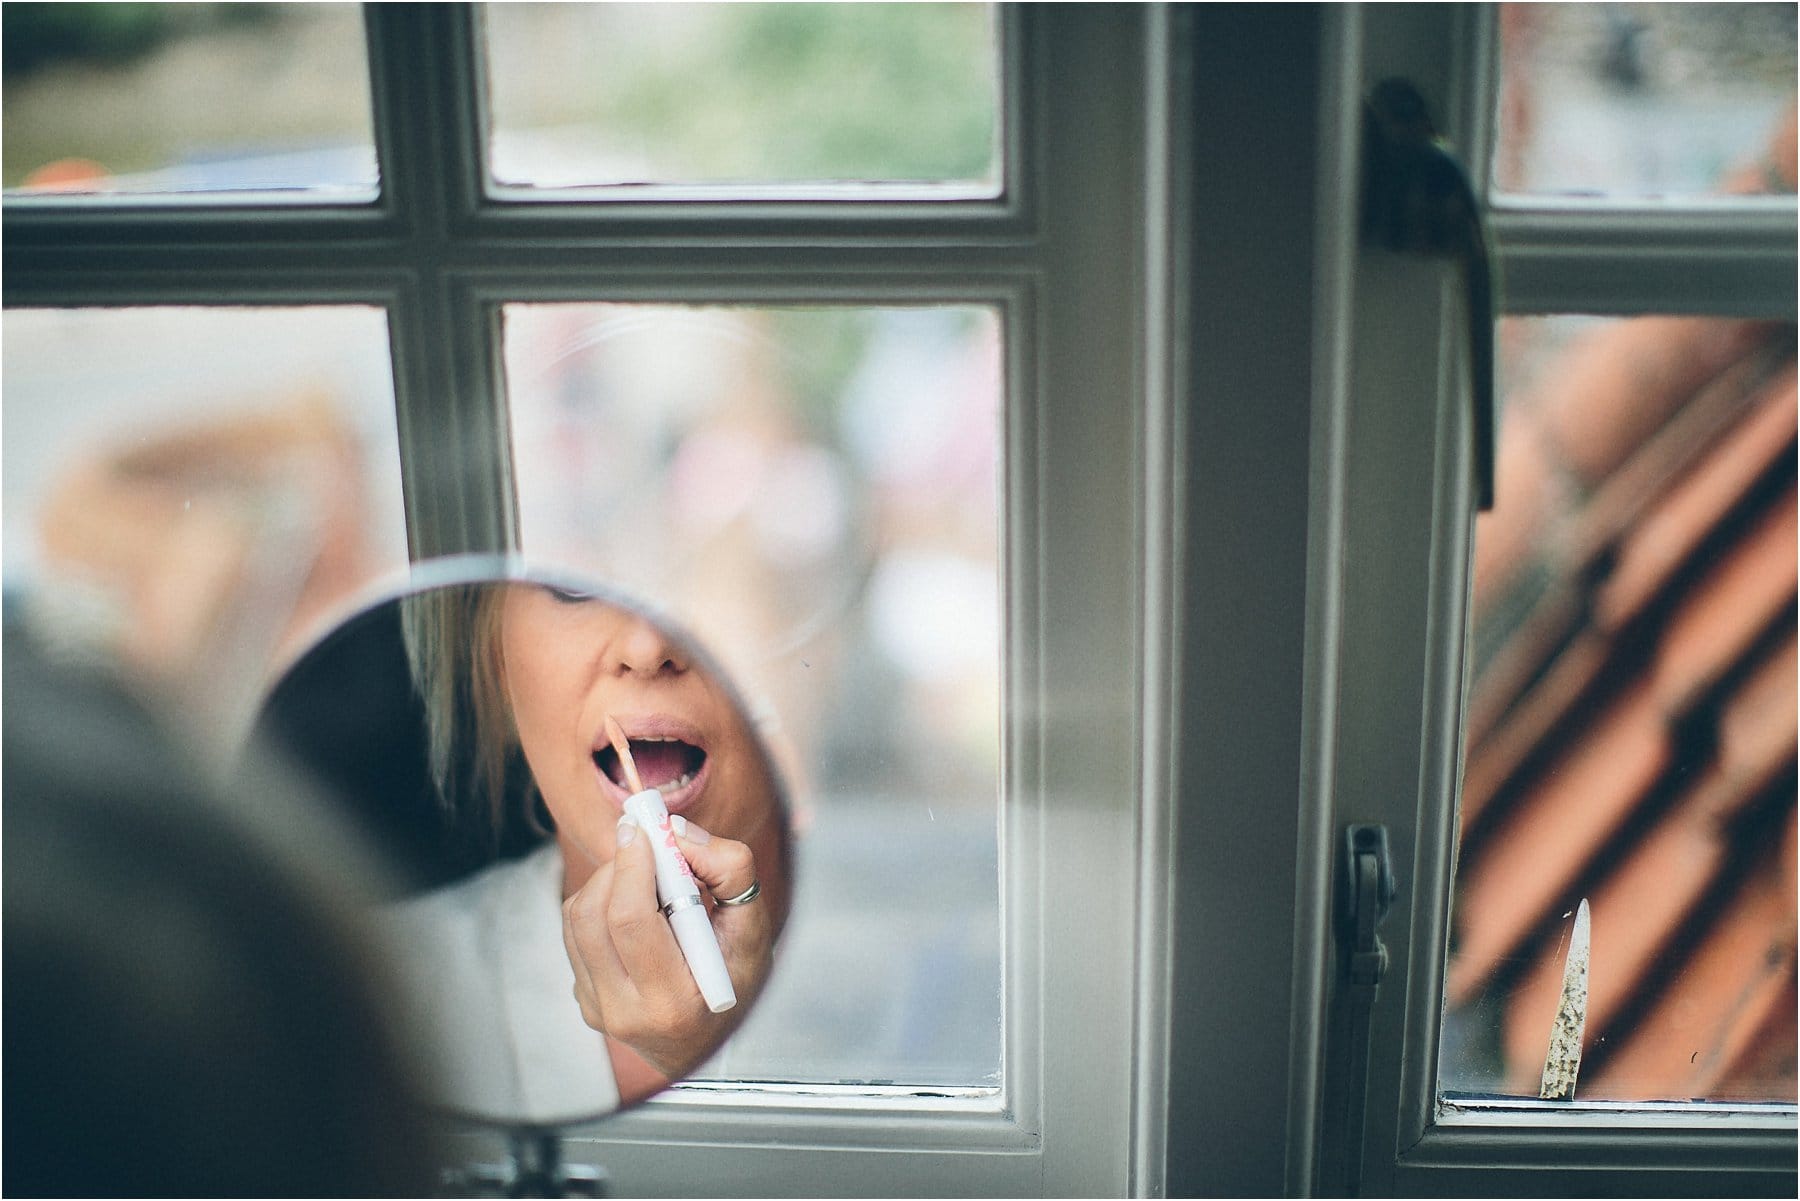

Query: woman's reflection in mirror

[3,625,438,1197]
[391,582,790,1121]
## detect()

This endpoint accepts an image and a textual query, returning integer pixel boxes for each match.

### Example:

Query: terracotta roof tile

[1462,336,1795,827]
[1473,410,1577,610]
[1567,336,1794,570]
[1472,326,1791,614]
[1537,318,1775,487]
[1500,783,1735,1088]
[1580,807,1797,1101]
[1714,635,1800,796]
[1446,97,1797,1107]
[1714,973,1800,1101]
[1595,367,1798,631]
[1448,676,1671,1004]
[1651,484,1797,718]
[1498,636,1796,1089]
[1462,621,1608,831]
[1453,482,1797,1033]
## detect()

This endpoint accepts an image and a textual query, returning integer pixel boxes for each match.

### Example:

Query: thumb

[610,813,662,915]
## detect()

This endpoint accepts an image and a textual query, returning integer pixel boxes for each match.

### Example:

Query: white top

[381,841,621,1126]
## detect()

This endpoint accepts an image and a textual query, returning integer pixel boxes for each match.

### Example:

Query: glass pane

[505,304,1003,1087]
[1496,3,1796,198]
[2,307,407,749]
[2,3,376,196]
[1442,312,1798,1104]
[483,3,1000,194]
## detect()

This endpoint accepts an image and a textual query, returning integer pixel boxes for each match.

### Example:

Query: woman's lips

[592,715,711,815]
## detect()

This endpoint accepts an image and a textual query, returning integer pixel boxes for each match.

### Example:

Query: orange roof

[1446,108,1797,1101]
[1450,321,1796,1101]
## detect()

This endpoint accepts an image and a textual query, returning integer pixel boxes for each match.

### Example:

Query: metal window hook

[1362,78,1499,512]
[1326,824,1398,1197]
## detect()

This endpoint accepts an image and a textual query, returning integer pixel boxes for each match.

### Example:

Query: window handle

[1361,78,1498,511]
[1325,824,1397,1197]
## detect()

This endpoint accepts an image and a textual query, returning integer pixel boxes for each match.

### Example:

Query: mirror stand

[440,1129,609,1198]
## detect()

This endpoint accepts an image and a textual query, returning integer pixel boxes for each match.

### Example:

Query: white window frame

[1247,6,1799,1197]
[16,5,1789,1196]
[4,5,1169,1194]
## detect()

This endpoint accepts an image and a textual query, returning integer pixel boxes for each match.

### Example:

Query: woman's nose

[606,614,689,677]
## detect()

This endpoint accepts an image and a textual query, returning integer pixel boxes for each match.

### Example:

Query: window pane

[505,304,1003,1087]
[2,3,376,196]
[2,307,407,749]
[483,3,1000,194]
[1496,3,1796,198]
[1442,313,1797,1104]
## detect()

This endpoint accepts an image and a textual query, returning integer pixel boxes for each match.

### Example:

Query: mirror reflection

[252,569,791,1128]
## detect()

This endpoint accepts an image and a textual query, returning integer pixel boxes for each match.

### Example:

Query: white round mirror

[250,562,792,1130]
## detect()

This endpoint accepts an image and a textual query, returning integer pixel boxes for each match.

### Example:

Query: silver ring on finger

[660,894,706,918]
[716,880,761,907]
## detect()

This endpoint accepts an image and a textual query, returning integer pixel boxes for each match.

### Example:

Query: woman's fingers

[667,821,773,1012]
[670,818,758,908]
[557,815,749,1079]
[562,857,630,1029]
[560,901,606,1028]
[602,817,691,991]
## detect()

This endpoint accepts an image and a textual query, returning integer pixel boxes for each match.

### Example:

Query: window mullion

[1160,7,1350,1197]
[363,3,488,243]
[365,2,515,559]
[1494,204,1799,317]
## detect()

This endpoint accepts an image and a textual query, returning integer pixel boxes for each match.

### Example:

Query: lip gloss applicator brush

[606,716,737,1013]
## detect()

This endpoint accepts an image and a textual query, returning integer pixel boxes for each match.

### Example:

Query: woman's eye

[544,585,594,605]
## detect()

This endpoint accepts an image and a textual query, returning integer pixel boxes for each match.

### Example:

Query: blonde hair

[400,583,532,847]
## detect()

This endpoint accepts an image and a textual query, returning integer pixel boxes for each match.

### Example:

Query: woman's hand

[560,816,775,1089]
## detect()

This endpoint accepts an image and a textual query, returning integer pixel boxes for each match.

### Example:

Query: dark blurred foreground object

[2,625,439,1197]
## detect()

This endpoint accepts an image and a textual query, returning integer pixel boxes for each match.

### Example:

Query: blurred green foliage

[6,3,998,191]
[491,2,1000,185]
[767,309,878,435]
[652,2,997,181]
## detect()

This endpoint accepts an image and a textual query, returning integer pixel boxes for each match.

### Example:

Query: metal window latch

[1339,824,1397,992]
[1325,823,1398,1197]
[441,1130,609,1198]
[1362,78,1498,512]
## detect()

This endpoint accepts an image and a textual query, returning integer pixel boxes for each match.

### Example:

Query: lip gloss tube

[623,787,737,1014]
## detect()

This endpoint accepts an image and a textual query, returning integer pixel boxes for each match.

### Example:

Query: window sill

[1437,1096,1798,1130]
[427,1090,1043,1199]
[1399,1101,1796,1177]
[576,1085,1032,1152]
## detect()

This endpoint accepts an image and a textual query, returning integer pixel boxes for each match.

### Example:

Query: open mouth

[595,735,708,799]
